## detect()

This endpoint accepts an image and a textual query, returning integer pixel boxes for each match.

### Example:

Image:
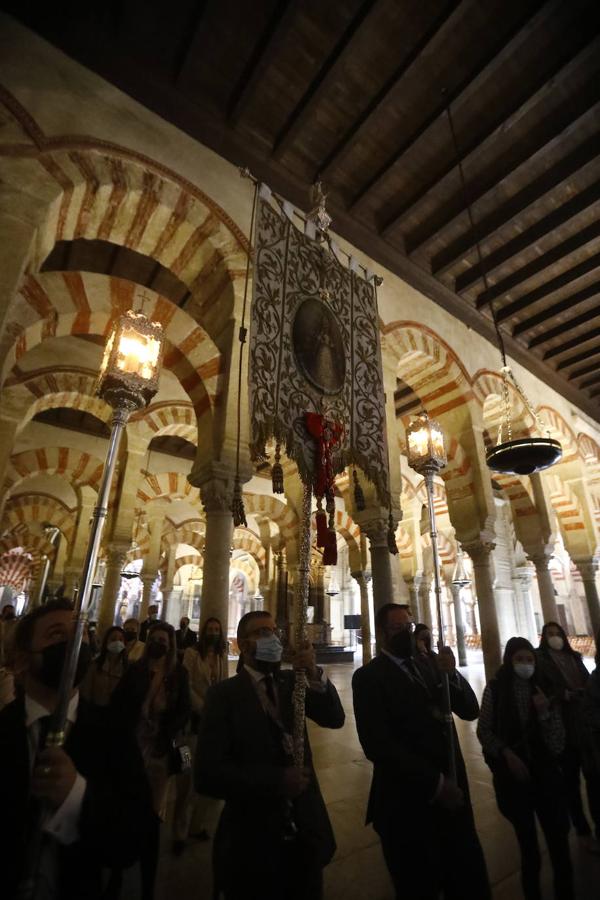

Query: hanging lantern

[406,412,447,476]
[98,309,164,411]
[485,368,562,475]
[451,549,470,588]
[445,100,562,478]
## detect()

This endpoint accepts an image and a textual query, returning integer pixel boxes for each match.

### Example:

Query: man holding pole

[0,600,154,899]
[196,610,344,900]
[352,602,490,900]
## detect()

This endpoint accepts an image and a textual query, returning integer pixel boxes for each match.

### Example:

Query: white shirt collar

[244,663,267,683]
[25,691,79,729]
[381,648,411,668]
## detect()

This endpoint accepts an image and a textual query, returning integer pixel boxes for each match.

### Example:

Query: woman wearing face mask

[80,626,127,712]
[171,617,228,852]
[477,637,574,900]
[536,621,599,851]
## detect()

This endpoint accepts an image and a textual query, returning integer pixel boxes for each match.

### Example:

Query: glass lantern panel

[115,325,161,381]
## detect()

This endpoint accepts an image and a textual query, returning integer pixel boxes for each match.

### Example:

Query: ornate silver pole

[292,481,312,768]
[424,470,457,782]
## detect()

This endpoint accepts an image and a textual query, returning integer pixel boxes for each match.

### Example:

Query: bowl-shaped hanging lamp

[445,98,562,476]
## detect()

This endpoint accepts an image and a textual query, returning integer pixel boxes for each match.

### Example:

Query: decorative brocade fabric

[249,187,390,506]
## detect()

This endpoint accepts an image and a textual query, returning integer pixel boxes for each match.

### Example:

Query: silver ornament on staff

[21,308,164,900]
[406,412,457,783]
[292,481,313,768]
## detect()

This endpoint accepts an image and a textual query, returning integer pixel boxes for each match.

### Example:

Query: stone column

[140,573,157,621]
[574,558,600,636]
[200,480,234,633]
[352,570,372,664]
[97,544,128,634]
[161,545,177,623]
[418,574,433,629]
[363,517,394,614]
[450,582,468,666]
[0,412,21,526]
[406,574,422,621]
[528,549,558,623]
[463,540,501,678]
[514,566,538,643]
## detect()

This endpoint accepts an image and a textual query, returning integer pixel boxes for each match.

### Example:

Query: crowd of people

[0,596,599,899]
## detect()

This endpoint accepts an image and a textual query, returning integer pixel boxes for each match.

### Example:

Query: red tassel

[316,507,328,547]
[323,529,337,566]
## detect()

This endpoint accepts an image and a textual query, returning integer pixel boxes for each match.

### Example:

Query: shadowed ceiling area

[9,0,600,419]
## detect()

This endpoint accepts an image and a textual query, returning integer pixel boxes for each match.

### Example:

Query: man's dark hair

[236,610,273,644]
[14,599,74,655]
[375,603,411,632]
[124,617,139,628]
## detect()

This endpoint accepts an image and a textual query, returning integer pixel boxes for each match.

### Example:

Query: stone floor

[142,656,600,900]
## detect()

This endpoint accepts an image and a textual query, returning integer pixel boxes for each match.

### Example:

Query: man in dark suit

[139,603,159,642]
[352,602,490,900]
[175,616,197,654]
[0,599,154,900]
[196,609,345,900]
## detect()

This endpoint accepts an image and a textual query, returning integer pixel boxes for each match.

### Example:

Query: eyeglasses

[247,626,283,640]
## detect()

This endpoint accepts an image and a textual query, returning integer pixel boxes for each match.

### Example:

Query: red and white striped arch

[5,447,106,495]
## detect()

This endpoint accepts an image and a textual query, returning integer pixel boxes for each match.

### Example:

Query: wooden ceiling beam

[513,281,600,337]
[497,254,600,324]
[544,329,600,360]
[315,0,459,184]
[475,219,600,309]
[568,359,600,381]
[557,345,600,371]
[227,0,300,126]
[528,305,600,349]
[172,0,212,86]
[579,371,600,390]
[404,70,600,254]
[454,175,600,292]
[351,1,554,215]
[271,0,383,160]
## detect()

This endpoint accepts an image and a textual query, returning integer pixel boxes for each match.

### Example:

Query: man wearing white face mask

[478,636,575,900]
[195,610,345,900]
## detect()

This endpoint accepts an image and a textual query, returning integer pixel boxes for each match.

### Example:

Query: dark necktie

[264,674,277,707]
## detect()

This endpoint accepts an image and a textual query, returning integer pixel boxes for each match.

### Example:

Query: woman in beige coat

[172,616,228,853]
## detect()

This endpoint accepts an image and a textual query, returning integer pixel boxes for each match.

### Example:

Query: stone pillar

[97,545,128,634]
[200,480,234,633]
[0,412,21,526]
[574,558,600,636]
[352,570,372,664]
[528,549,558,623]
[406,574,422,621]
[450,582,468,666]
[140,573,157,621]
[418,575,433,629]
[161,545,177,622]
[363,518,394,613]
[463,540,501,678]
[514,566,538,644]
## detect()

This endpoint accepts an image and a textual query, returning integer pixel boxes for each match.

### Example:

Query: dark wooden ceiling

[8,0,600,421]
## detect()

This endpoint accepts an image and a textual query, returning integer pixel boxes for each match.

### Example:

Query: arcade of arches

[2,20,600,680]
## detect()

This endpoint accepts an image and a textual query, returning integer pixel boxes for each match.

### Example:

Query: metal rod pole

[425,470,457,783]
[47,406,130,746]
[292,481,312,769]
[20,406,130,900]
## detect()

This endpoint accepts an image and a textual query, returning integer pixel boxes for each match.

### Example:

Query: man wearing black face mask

[352,603,490,900]
[196,610,345,899]
[0,599,154,899]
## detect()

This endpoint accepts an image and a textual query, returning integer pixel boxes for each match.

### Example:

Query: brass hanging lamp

[446,99,562,476]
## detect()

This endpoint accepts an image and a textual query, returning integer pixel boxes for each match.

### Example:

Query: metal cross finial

[137,289,153,313]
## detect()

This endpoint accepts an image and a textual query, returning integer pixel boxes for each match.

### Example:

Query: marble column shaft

[575,558,600,636]
[97,545,128,634]
[352,570,372,664]
[364,518,394,614]
[529,552,559,623]
[200,482,234,634]
[450,582,468,667]
[463,541,501,679]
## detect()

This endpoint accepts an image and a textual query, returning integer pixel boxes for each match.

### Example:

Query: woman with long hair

[536,620,599,849]
[172,617,228,852]
[80,625,127,710]
[477,637,574,900]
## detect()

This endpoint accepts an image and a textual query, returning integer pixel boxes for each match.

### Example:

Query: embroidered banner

[249,187,390,507]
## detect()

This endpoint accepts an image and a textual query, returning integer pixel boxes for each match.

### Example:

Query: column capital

[105,543,129,568]
[462,539,495,564]
[526,547,554,569]
[200,478,234,515]
[351,570,367,585]
[361,517,388,548]
[515,566,534,589]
